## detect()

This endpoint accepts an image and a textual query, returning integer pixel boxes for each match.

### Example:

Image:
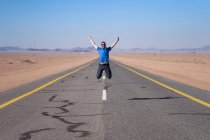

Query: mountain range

[0,45,210,52]
[129,45,210,52]
[0,46,95,52]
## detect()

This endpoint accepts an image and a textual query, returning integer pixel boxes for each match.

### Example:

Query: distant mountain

[129,45,210,52]
[54,48,70,51]
[27,48,51,51]
[86,46,95,51]
[0,46,96,52]
[2,44,209,52]
[70,47,95,52]
[131,48,143,51]
[198,45,210,51]
[0,46,22,51]
[172,45,210,51]
[129,47,161,52]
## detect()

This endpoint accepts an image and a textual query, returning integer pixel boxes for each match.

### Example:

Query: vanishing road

[1,60,210,140]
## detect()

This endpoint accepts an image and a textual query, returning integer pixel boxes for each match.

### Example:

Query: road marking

[102,90,107,100]
[0,60,96,110]
[113,60,210,108]
[103,76,106,80]
[102,71,105,80]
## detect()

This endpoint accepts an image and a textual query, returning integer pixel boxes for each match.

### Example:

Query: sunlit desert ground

[1,51,210,93]
[0,52,97,92]
[112,52,210,91]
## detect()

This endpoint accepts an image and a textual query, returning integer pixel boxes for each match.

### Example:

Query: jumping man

[88,36,119,79]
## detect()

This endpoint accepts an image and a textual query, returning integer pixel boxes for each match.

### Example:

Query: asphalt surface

[0,60,210,140]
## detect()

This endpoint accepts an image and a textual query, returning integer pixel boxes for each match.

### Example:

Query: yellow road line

[0,60,96,110]
[112,60,210,108]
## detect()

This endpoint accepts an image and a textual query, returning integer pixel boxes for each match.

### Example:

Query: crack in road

[42,95,91,137]
[44,95,76,114]
[19,95,91,139]
[41,112,91,137]
[19,128,55,140]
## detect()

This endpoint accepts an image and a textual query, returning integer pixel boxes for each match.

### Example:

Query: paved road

[1,60,210,140]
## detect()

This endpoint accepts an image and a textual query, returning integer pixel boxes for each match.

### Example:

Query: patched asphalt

[0,60,210,140]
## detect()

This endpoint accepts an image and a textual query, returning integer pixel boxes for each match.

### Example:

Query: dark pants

[97,64,112,79]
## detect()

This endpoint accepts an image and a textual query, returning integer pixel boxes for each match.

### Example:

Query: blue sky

[0,0,210,49]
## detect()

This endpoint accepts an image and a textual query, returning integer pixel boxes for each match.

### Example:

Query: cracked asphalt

[0,60,210,140]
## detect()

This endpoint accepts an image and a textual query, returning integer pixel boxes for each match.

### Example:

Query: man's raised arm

[111,37,119,49]
[88,36,98,49]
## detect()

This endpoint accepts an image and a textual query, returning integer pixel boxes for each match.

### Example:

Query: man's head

[101,41,106,48]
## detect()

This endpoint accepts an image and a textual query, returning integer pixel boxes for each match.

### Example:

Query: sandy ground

[0,52,97,92]
[112,52,210,91]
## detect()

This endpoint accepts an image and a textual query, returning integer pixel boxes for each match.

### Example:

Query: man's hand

[117,37,119,42]
[89,35,92,40]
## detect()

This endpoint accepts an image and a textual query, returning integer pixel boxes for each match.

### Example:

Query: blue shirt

[97,47,112,63]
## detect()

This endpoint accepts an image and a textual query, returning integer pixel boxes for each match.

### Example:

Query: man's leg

[104,64,112,79]
[96,64,104,79]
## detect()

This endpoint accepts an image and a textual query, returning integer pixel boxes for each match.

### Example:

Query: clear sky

[0,0,210,49]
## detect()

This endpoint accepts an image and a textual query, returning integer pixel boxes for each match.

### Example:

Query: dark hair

[101,41,106,45]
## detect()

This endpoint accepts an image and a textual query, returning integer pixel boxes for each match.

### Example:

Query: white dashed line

[102,90,107,100]
[102,76,106,80]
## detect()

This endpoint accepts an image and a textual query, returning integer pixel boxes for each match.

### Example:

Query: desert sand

[112,52,210,91]
[0,52,97,92]
[1,51,210,93]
